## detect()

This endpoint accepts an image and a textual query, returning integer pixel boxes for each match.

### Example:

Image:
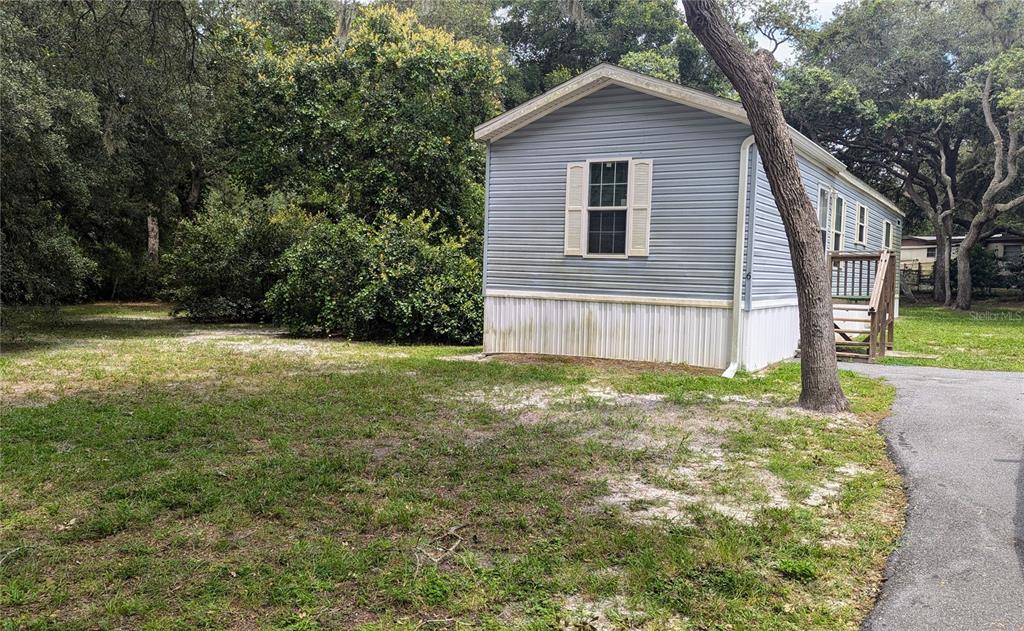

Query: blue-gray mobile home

[475,64,903,373]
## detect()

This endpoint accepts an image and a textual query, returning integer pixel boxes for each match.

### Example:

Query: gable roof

[475,63,903,217]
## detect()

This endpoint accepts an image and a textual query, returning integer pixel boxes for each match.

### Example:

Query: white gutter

[722,134,757,378]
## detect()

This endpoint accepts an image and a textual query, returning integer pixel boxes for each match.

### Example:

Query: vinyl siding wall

[485,84,751,301]
[482,84,902,369]
[746,149,903,303]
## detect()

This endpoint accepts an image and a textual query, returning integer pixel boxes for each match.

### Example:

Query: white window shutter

[564,162,586,255]
[628,159,653,256]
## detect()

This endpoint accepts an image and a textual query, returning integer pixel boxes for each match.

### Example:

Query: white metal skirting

[484,294,732,369]
[740,304,801,371]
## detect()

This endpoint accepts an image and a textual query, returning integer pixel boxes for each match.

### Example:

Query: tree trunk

[954,230,980,310]
[147,215,160,265]
[684,0,848,412]
[181,163,203,215]
[932,222,950,304]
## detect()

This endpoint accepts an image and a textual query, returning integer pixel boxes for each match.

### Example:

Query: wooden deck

[828,251,896,362]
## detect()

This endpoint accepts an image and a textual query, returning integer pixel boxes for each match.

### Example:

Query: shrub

[0,208,98,306]
[266,213,482,344]
[162,182,311,322]
[951,245,1005,296]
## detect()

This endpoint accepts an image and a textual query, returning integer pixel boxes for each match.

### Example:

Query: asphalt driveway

[844,363,1024,630]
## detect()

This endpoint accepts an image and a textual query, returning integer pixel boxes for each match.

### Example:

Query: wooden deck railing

[827,251,879,300]
[866,250,896,360]
[828,250,896,361]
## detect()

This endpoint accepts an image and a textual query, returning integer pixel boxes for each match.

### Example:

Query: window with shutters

[587,161,629,255]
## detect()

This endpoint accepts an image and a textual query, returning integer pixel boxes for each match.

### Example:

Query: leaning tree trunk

[684,0,848,412]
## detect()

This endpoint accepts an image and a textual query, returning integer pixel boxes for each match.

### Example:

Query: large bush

[266,213,482,344]
[0,212,98,306]
[162,182,310,322]
[227,6,502,233]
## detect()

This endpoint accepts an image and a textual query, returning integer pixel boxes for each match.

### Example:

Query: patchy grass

[881,301,1024,371]
[1,304,901,629]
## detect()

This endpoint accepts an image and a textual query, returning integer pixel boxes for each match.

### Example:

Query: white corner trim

[484,288,731,309]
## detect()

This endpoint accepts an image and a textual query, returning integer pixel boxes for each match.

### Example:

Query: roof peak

[475,63,902,216]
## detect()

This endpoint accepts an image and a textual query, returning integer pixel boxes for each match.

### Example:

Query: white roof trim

[475,63,903,217]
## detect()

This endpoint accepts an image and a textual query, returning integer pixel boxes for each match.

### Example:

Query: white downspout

[722,135,756,378]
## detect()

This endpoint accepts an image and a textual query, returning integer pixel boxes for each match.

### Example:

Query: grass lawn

[1,304,902,630]
[880,301,1024,372]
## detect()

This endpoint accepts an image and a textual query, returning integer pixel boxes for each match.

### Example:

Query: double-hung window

[883,220,893,250]
[830,194,846,251]
[564,158,652,258]
[817,186,831,251]
[855,204,868,245]
[587,161,629,255]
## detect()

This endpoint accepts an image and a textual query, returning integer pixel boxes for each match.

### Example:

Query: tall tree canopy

[3,0,1018,311]
[781,0,1024,307]
[1,2,501,305]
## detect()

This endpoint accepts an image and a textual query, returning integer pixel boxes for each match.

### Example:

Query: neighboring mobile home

[475,64,903,373]
[902,233,1024,269]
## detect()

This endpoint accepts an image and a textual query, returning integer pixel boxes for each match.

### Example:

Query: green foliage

[950,245,1005,294]
[0,219,98,306]
[0,5,100,305]
[499,0,680,104]
[778,66,878,136]
[542,66,576,89]
[784,0,1024,240]
[382,0,502,46]
[748,0,814,53]
[162,182,312,322]
[776,558,818,583]
[619,50,680,82]
[267,213,482,344]
[0,0,226,303]
[226,6,502,233]
[340,6,503,229]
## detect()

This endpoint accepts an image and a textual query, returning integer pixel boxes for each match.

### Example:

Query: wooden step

[835,340,870,347]
[833,328,869,334]
[832,303,871,310]
[836,351,870,362]
[832,316,871,323]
